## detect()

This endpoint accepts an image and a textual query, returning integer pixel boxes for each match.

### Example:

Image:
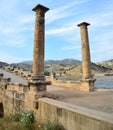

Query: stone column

[28,4,50,95]
[77,22,95,91]
[32,4,49,81]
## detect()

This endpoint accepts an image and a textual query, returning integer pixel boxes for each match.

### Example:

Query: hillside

[20,58,81,66]
[1,59,113,81]
[9,59,81,73]
[45,58,81,65]
[0,61,8,67]
[64,62,112,76]
[97,59,113,70]
[8,59,112,76]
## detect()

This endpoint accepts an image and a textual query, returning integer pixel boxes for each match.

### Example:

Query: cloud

[0,1,34,48]
[18,15,34,24]
[90,30,113,62]
[46,23,77,35]
[46,0,89,24]
[7,39,26,47]
[2,28,15,34]
[46,26,73,35]
[0,0,113,63]
[0,52,28,63]
[62,45,80,50]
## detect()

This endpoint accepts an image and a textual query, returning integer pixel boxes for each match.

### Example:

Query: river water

[95,76,113,89]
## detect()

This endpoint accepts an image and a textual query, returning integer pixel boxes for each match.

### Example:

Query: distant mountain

[45,58,81,65]
[20,60,32,65]
[1,59,113,80]
[19,58,81,65]
[107,59,113,62]
[0,61,8,67]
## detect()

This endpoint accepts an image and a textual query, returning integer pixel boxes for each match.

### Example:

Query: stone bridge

[0,5,113,130]
[0,4,96,122]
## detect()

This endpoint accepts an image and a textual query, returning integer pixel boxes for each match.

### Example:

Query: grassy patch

[0,112,65,130]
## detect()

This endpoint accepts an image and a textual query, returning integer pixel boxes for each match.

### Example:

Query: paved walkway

[47,85,113,115]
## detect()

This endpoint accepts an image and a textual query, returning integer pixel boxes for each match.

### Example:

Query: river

[95,76,113,89]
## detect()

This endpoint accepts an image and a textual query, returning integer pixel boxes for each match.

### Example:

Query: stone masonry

[32,4,49,81]
[29,4,50,92]
[77,22,95,91]
[0,4,113,130]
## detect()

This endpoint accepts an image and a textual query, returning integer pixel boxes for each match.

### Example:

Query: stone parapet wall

[3,89,25,114]
[0,75,49,116]
[37,98,113,130]
[2,83,26,115]
[46,75,80,90]
[6,83,29,92]
[46,75,95,91]
[0,76,34,115]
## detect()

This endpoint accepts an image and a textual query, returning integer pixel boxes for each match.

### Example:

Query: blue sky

[0,0,113,63]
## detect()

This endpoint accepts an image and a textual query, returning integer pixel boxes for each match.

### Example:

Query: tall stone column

[32,4,49,81]
[29,4,50,94]
[77,22,92,79]
[77,22,95,91]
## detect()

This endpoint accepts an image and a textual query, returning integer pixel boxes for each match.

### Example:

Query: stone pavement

[47,85,113,115]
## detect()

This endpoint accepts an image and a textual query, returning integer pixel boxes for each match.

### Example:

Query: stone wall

[1,66,95,91]
[3,83,27,115]
[37,98,113,130]
[0,79,37,115]
[46,75,80,90]
[0,72,113,130]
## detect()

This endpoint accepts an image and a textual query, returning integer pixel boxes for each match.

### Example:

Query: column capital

[32,4,49,13]
[77,22,90,27]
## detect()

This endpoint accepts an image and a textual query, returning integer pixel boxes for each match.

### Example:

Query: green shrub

[12,113,21,121]
[44,71,50,76]
[20,109,34,128]
[44,119,64,130]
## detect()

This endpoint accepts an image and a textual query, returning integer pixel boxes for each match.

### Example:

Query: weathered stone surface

[38,98,113,130]
[78,22,95,91]
[78,22,91,79]
[32,4,49,81]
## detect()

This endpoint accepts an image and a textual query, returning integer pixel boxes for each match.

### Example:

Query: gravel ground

[47,85,113,115]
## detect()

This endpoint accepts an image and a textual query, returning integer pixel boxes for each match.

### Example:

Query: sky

[0,0,113,63]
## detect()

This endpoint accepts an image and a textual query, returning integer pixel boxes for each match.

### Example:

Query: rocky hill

[15,59,81,72]
[1,59,113,80]
[0,61,8,67]
[45,58,81,65]
[20,58,81,66]
[9,59,112,75]
[97,59,113,70]
[65,62,112,76]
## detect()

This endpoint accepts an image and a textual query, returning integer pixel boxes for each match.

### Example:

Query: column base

[29,80,51,92]
[32,75,45,81]
[80,79,96,91]
[82,74,94,80]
